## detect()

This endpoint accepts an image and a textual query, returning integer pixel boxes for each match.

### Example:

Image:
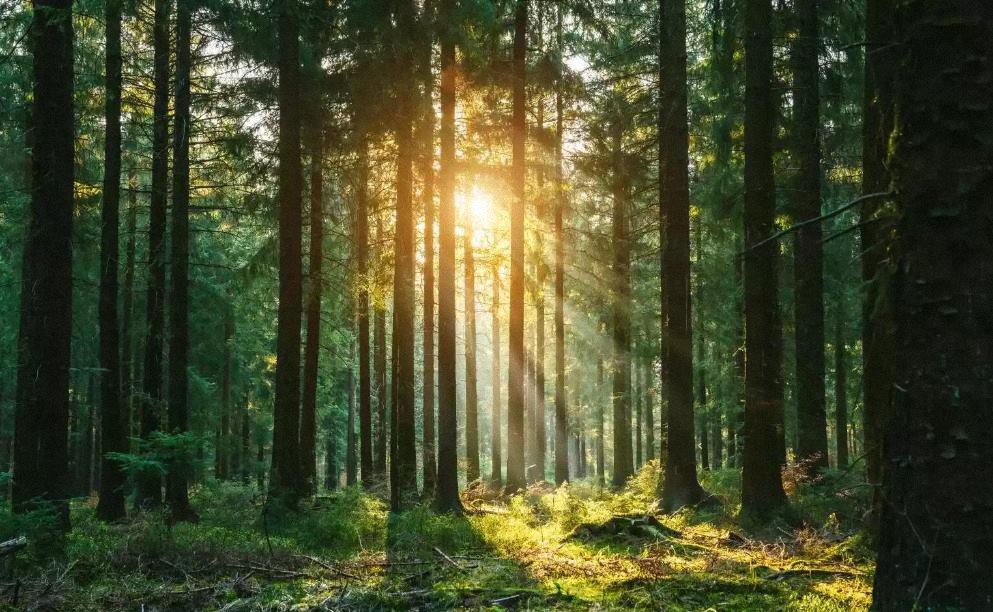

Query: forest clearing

[0,0,990,609]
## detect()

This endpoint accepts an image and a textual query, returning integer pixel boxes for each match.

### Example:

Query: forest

[0,0,990,609]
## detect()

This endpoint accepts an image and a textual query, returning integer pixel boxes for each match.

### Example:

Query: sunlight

[458,185,493,229]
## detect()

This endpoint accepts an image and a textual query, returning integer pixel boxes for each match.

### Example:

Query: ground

[0,463,874,610]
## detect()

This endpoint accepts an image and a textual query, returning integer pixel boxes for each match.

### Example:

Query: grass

[0,462,874,610]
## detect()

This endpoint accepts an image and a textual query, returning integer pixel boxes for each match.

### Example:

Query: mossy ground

[0,463,873,610]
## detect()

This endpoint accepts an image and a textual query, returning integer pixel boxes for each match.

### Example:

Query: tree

[356,132,373,486]
[552,3,568,486]
[610,117,633,489]
[301,119,324,496]
[13,0,75,528]
[740,0,788,520]
[658,0,705,511]
[464,216,480,483]
[390,0,420,508]
[433,0,463,513]
[505,0,527,493]
[137,0,171,508]
[167,0,196,521]
[833,311,847,469]
[271,0,304,499]
[96,0,127,522]
[872,4,993,607]
[791,0,827,471]
[861,0,895,533]
[420,0,438,495]
[491,263,503,484]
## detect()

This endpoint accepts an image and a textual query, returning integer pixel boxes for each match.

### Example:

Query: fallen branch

[433,547,465,572]
[765,568,868,581]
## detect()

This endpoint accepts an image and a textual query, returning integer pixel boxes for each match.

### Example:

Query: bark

[420,0,438,494]
[374,222,388,479]
[356,136,373,486]
[464,219,479,483]
[872,5,993,607]
[240,407,250,484]
[596,353,605,486]
[271,0,304,499]
[167,0,196,522]
[834,311,848,469]
[791,0,828,472]
[660,0,705,511]
[740,0,787,520]
[634,353,643,469]
[505,0,527,493]
[433,0,463,513]
[96,0,126,522]
[346,336,358,487]
[611,125,633,490]
[300,122,325,496]
[390,0,419,508]
[121,174,137,447]
[861,0,896,535]
[136,0,170,509]
[218,299,233,479]
[491,264,503,484]
[699,371,709,471]
[553,2,568,485]
[712,403,723,469]
[645,360,655,462]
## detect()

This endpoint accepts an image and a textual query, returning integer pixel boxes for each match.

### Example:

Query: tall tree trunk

[596,353,605,486]
[505,0,528,493]
[464,219,479,483]
[374,218,388,479]
[490,264,503,484]
[301,122,325,496]
[121,173,137,448]
[791,0,827,472]
[873,4,992,607]
[80,376,95,495]
[634,352,642,468]
[611,126,633,490]
[659,0,705,511]
[218,299,233,479]
[167,0,196,521]
[420,0,438,494]
[390,0,419,509]
[834,310,848,469]
[346,334,358,487]
[240,406,250,484]
[137,0,170,508]
[96,0,126,522]
[433,0,463,513]
[699,370,709,471]
[356,135,373,486]
[861,0,895,535]
[645,359,655,462]
[271,0,304,499]
[741,0,787,520]
[553,4,568,485]
[712,403,723,469]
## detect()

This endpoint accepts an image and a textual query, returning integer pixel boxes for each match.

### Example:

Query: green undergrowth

[0,462,874,610]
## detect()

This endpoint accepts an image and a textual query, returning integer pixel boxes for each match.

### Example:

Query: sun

[459,186,493,229]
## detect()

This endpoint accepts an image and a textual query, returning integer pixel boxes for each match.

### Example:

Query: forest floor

[0,464,874,611]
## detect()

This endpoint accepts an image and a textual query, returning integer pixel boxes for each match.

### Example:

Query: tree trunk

[390,0,419,509]
[553,2,568,485]
[300,122,325,496]
[121,173,137,448]
[834,310,848,469]
[699,371,709,471]
[491,264,503,484]
[791,0,827,472]
[505,0,528,493]
[659,0,705,511]
[271,0,304,499]
[872,5,993,607]
[740,0,788,520]
[241,407,250,484]
[136,0,170,509]
[96,0,126,522]
[356,135,373,486]
[464,219,480,483]
[645,359,655,462]
[611,124,633,490]
[218,299,233,480]
[596,353,605,486]
[861,0,896,535]
[374,218,388,479]
[346,335,358,487]
[433,0,463,513]
[167,0,196,522]
[420,0,438,495]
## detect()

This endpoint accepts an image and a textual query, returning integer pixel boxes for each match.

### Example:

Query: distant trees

[872,3,992,608]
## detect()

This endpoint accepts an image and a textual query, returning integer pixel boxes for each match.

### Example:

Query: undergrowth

[0,462,874,610]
